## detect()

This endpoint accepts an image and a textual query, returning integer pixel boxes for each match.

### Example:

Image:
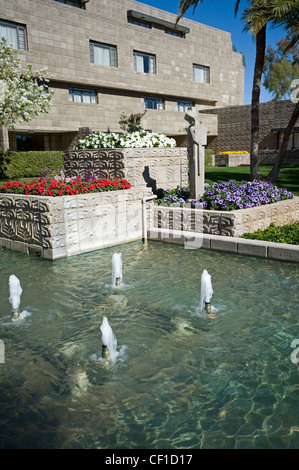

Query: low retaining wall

[258,149,299,165]
[0,188,153,260]
[215,153,250,167]
[151,197,299,237]
[149,229,299,263]
[214,150,299,167]
[1,190,298,261]
[63,147,188,191]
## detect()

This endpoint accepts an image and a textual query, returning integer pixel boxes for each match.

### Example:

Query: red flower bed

[0,177,131,197]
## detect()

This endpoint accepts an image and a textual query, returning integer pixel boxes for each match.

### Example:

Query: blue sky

[138,0,287,105]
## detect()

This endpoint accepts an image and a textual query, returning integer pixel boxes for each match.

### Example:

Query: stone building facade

[1,0,244,151]
[200,100,299,155]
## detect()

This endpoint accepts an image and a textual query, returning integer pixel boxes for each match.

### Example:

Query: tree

[263,28,299,182]
[240,0,299,181]
[177,0,299,182]
[263,29,299,100]
[0,38,54,150]
[119,110,147,133]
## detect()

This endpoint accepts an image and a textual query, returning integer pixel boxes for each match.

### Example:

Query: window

[55,0,86,8]
[278,131,299,149]
[69,87,97,103]
[0,20,27,50]
[90,41,117,67]
[193,64,210,84]
[177,100,193,112]
[134,51,156,74]
[144,97,164,110]
[165,28,185,38]
[16,134,45,151]
[128,17,151,28]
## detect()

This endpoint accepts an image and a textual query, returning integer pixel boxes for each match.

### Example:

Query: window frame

[0,19,27,50]
[193,64,210,84]
[69,87,97,104]
[128,17,151,29]
[177,100,194,112]
[164,28,185,38]
[55,0,85,9]
[89,41,118,67]
[144,96,164,110]
[133,50,156,74]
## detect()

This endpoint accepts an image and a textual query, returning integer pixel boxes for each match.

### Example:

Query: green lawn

[205,165,299,196]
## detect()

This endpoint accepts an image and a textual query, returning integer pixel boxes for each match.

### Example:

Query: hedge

[240,221,299,245]
[0,151,64,179]
[205,149,214,167]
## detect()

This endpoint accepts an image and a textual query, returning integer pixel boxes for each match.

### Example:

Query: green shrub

[0,151,64,179]
[240,221,299,245]
[205,149,214,167]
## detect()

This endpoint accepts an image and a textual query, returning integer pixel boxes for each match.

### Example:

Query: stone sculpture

[184,108,207,200]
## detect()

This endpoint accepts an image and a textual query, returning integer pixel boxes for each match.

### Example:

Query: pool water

[0,241,298,449]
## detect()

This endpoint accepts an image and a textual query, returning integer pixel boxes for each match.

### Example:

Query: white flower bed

[75,131,176,149]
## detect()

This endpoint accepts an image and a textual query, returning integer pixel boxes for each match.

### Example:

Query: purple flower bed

[154,180,294,211]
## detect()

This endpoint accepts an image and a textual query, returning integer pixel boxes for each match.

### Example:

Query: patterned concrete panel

[63,148,188,191]
[0,188,153,259]
[152,197,299,238]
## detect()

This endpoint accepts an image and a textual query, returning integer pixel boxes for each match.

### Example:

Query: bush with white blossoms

[75,131,176,149]
[0,39,54,128]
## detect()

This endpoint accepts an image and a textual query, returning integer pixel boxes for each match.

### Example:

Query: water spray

[9,275,22,320]
[100,316,118,362]
[201,269,213,314]
[112,253,122,288]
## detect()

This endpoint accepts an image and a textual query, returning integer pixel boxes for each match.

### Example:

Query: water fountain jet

[201,269,213,314]
[9,274,23,319]
[112,253,122,289]
[100,316,118,361]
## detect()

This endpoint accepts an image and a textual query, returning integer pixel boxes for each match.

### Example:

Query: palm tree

[240,0,298,180]
[177,0,299,182]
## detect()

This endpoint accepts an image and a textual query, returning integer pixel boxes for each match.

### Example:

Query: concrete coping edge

[148,228,299,263]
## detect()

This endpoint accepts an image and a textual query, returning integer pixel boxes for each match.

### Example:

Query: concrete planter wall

[63,147,188,191]
[258,149,299,165]
[151,197,299,238]
[215,153,250,167]
[0,188,152,260]
[214,150,299,167]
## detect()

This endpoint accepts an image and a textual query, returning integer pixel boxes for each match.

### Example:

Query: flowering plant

[1,176,131,197]
[154,186,190,207]
[41,168,109,183]
[75,131,176,149]
[0,38,53,128]
[154,180,294,211]
[218,151,249,155]
[41,168,78,183]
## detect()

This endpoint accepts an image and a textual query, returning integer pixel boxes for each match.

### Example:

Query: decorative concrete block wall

[258,149,299,165]
[200,100,298,154]
[0,188,152,260]
[63,147,188,191]
[215,153,250,167]
[151,197,299,238]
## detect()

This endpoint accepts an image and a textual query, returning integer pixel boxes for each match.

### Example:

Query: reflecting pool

[0,242,298,449]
